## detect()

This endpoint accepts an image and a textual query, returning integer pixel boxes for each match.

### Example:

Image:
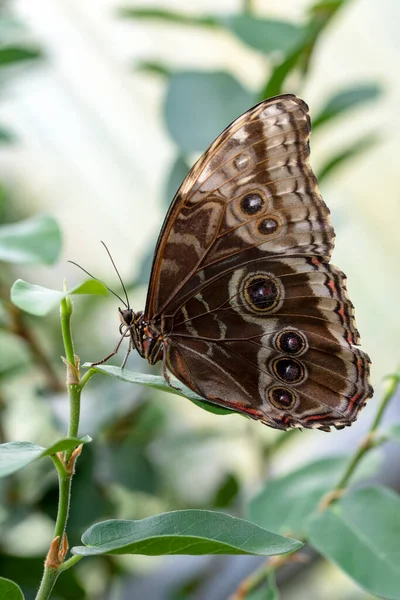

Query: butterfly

[94,94,373,432]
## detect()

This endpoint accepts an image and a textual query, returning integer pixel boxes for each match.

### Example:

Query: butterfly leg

[89,330,127,367]
[121,335,132,369]
[162,350,181,392]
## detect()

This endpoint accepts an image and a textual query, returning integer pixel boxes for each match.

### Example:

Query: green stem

[60,295,81,448]
[231,553,296,599]
[60,296,75,365]
[331,373,399,494]
[79,367,96,390]
[53,472,72,540]
[35,568,59,600]
[35,293,84,600]
[58,554,83,573]
[370,374,399,433]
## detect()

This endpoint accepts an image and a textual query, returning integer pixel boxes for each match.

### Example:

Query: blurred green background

[0,0,399,598]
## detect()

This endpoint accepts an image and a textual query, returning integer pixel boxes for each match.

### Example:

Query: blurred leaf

[317,134,379,182]
[165,155,191,206]
[261,50,302,98]
[85,365,236,416]
[0,214,61,265]
[72,510,302,556]
[0,182,5,218]
[313,84,382,129]
[118,7,218,28]
[308,486,400,599]
[120,7,303,56]
[0,436,91,477]
[11,279,108,316]
[213,472,240,508]
[66,444,113,542]
[0,45,41,67]
[136,60,171,76]
[0,124,14,143]
[260,0,346,98]
[100,439,157,494]
[0,332,30,379]
[309,0,347,18]
[220,16,304,54]
[383,424,400,443]
[248,577,280,600]
[0,556,85,600]
[248,453,381,537]
[0,577,24,600]
[165,71,255,154]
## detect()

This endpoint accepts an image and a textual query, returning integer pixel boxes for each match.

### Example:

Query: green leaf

[260,49,303,98]
[247,454,380,537]
[72,510,302,556]
[259,0,346,99]
[165,155,191,207]
[317,134,379,182]
[11,279,108,316]
[308,486,400,600]
[0,45,41,67]
[247,577,280,600]
[313,84,382,128]
[0,214,62,265]
[213,473,240,508]
[136,60,171,77]
[384,424,400,443]
[118,7,218,28]
[0,577,24,600]
[165,71,255,154]
[220,16,304,54]
[0,437,91,478]
[101,439,156,494]
[0,124,14,143]
[84,366,235,416]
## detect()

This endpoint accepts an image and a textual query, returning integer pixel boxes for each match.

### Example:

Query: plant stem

[79,367,96,390]
[230,552,303,600]
[35,293,84,600]
[60,295,81,453]
[58,554,83,573]
[330,373,399,495]
[370,373,399,433]
[35,568,59,600]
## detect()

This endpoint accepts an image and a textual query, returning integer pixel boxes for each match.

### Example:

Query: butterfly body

[115,94,372,431]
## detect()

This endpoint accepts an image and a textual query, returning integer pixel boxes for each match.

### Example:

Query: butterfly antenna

[101,241,131,309]
[68,260,128,308]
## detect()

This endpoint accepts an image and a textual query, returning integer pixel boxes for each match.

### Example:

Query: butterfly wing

[165,256,371,430]
[145,94,333,318]
[145,94,372,430]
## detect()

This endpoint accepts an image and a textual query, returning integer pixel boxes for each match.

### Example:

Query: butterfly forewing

[143,94,372,431]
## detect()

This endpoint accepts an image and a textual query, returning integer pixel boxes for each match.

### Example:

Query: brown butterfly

[94,94,373,432]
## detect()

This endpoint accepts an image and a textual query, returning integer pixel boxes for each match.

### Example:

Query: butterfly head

[118,307,134,328]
